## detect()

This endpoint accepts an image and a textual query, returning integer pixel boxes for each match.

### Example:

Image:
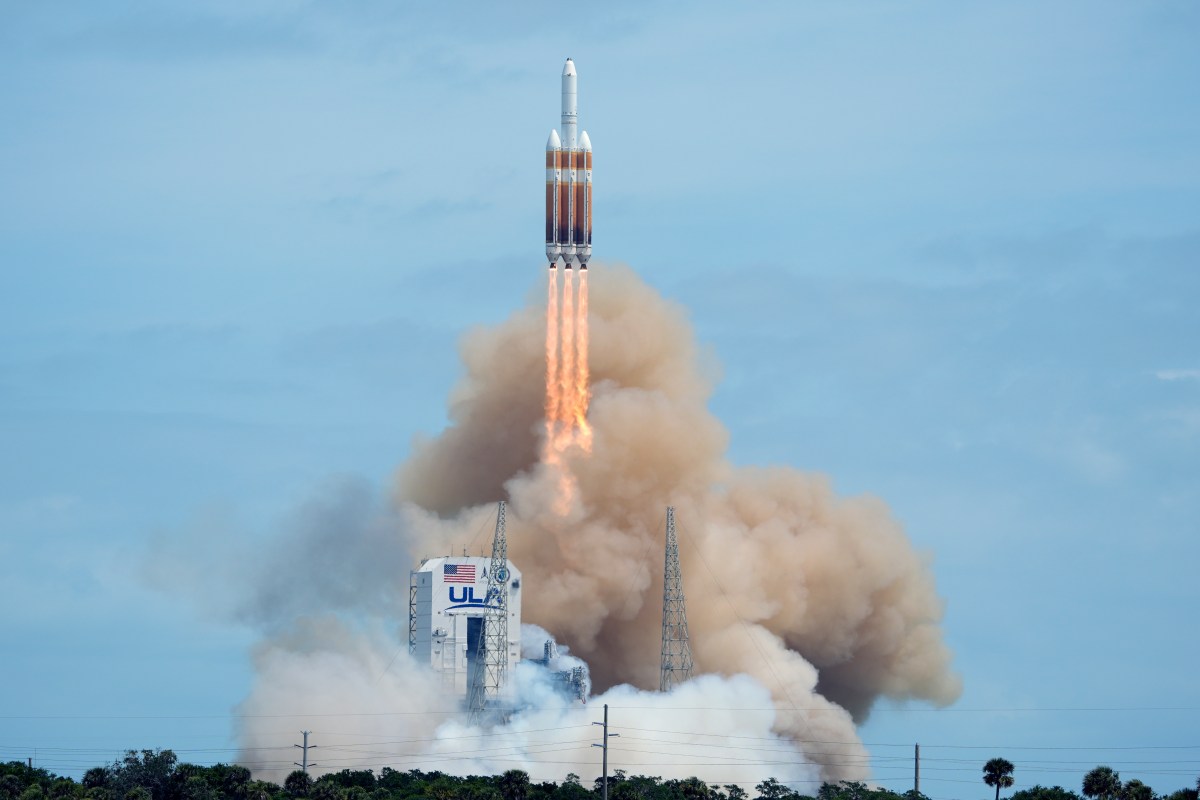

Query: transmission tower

[292,731,317,773]
[660,506,694,692]
[468,501,510,723]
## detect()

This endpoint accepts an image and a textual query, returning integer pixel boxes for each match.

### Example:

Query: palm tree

[283,773,312,799]
[1121,780,1153,800]
[983,759,1016,800]
[498,770,530,800]
[1083,767,1122,800]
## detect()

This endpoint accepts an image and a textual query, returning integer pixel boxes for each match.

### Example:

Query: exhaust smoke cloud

[234,264,959,787]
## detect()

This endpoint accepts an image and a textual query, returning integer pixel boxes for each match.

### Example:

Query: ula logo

[447,585,502,610]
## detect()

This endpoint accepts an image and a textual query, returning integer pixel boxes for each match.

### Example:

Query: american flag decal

[443,564,476,583]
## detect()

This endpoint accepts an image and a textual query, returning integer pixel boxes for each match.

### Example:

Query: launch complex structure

[407,502,695,716]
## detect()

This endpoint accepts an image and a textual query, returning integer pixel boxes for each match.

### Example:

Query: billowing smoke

[237,618,821,789]
[232,264,959,787]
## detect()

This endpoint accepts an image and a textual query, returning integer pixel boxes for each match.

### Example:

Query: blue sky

[2,1,1198,796]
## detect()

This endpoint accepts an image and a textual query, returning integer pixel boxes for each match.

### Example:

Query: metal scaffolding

[660,506,694,692]
[467,501,510,722]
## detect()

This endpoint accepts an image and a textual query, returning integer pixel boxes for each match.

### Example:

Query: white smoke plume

[237,618,820,790]
[231,264,959,788]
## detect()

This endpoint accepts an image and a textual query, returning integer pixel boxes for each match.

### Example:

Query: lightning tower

[468,501,511,722]
[660,506,694,692]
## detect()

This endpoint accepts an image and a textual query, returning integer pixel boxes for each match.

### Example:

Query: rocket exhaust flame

[543,264,591,511]
[574,269,592,448]
[559,267,576,451]
[544,266,561,463]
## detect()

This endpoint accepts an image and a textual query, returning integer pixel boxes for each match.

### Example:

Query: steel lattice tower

[468,501,510,722]
[660,506,694,692]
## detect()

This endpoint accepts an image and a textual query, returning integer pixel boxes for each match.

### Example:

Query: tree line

[1,751,1197,800]
[982,758,1198,800]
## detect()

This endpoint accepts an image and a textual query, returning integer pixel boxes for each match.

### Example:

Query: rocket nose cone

[579,131,591,151]
[562,58,576,77]
[547,129,562,149]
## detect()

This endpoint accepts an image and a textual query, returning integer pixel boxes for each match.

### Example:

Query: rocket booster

[545,59,592,269]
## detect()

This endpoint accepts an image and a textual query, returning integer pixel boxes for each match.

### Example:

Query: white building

[408,556,523,697]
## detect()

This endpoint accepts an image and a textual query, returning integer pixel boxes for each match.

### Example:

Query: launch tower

[468,501,512,722]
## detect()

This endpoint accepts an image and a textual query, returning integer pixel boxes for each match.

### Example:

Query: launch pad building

[409,556,523,697]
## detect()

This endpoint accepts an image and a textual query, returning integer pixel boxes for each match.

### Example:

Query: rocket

[545,58,592,270]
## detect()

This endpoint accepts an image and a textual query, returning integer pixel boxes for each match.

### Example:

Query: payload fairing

[545,59,592,269]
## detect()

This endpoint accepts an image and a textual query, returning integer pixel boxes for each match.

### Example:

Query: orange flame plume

[574,269,592,450]
[556,268,577,454]
[542,266,592,511]
[543,266,561,464]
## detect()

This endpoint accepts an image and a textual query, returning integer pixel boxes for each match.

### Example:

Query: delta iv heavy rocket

[545,58,592,270]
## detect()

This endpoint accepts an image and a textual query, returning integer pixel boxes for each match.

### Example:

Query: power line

[3,705,1197,720]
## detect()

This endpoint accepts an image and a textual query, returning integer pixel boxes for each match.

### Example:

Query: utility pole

[591,703,619,800]
[293,731,317,773]
[914,742,920,797]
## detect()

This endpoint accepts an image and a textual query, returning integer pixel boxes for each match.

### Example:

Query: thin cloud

[1155,368,1200,381]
